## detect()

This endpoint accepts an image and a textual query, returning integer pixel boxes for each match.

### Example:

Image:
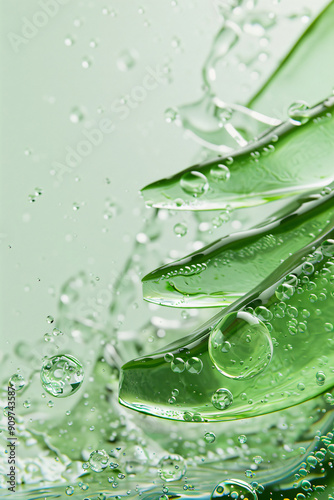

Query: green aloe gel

[142,183,334,308]
[120,230,334,422]
[141,97,334,212]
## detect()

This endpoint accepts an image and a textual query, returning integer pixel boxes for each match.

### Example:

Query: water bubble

[254,306,273,322]
[89,450,110,472]
[64,36,75,46]
[211,388,233,410]
[210,164,230,181]
[165,107,179,123]
[40,354,84,398]
[211,479,258,500]
[185,357,203,374]
[23,400,31,408]
[162,352,174,364]
[9,373,26,391]
[253,456,263,465]
[209,311,273,380]
[173,222,188,237]
[238,434,247,444]
[171,357,185,373]
[82,56,92,69]
[158,454,186,482]
[180,171,209,197]
[70,107,84,124]
[321,239,334,257]
[172,388,179,397]
[65,486,74,495]
[204,432,216,443]
[275,282,295,300]
[316,371,326,386]
[287,101,310,126]
[46,315,54,324]
[117,49,138,71]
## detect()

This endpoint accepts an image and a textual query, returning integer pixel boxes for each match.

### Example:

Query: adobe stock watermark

[7,0,70,54]
[52,65,167,182]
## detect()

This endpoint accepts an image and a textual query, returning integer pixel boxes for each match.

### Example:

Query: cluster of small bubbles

[69,106,85,124]
[287,101,310,126]
[40,354,84,398]
[204,432,216,443]
[185,357,203,374]
[158,454,186,482]
[173,222,188,237]
[89,450,110,472]
[9,373,26,391]
[316,371,326,386]
[211,388,233,410]
[171,357,185,373]
[209,311,273,380]
[164,107,179,123]
[180,171,209,197]
[65,486,74,496]
[183,411,204,422]
[238,434,247,444]
[211,479,258,500]
[210,164,230,181]
[117,49,138,71]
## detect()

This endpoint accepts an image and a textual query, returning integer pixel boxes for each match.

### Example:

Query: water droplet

[253,455,263,465]
[321,239,334,257]
[117,49,138,71]
[204,432,216,443]
[211,388,233,410]
[238,434,247,444]
[64,36,74,47]
[185,357,203,374]
[9,373,26,391]
[210,164,230,181]
[23,400,31,408]
[65,485,74,495]
[288,101,310,126]
[171,357,185,373]
[209,311,273,380]
[70,106,84,124]
[211,479,258,500]
[40,354,84,398]
[82,56,92,69]
[173,222,188,237]
[46,315,54,324]
[165,107,179,123]
[164,353,174,363]
[89,450,110,472]
[158,454,186,482]
[316,371,326,386]
[275,282,295,300]
[180,171,209,197]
